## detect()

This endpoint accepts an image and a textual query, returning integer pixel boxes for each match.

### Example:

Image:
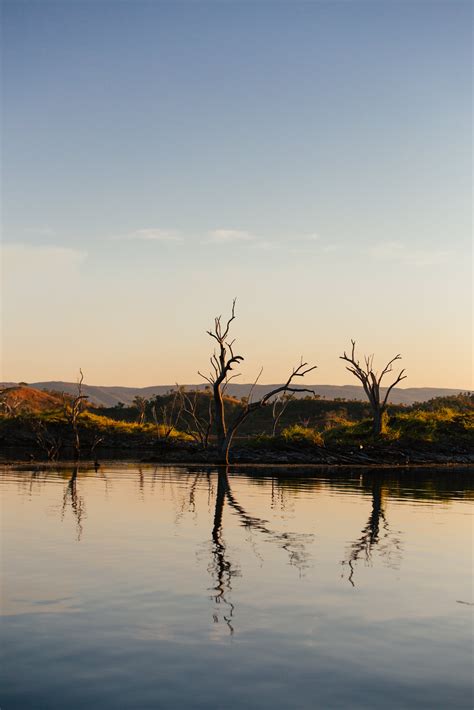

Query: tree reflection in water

[28,466,414,627]
[61,466,85,541]
[208,467,314,634]
[210,470,239,634]
[342,477,402,586]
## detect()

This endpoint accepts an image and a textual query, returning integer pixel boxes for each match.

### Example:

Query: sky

[1,0,472,388]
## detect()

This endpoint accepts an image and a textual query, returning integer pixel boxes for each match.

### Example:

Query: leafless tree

[151,391,183,439]
[0,388,23,416]
[340,340,407,436]
[132,395,148,425]
[32,419,62,461]
[199,299,317,464]
[65,369,89,459]
[177,387,213,449]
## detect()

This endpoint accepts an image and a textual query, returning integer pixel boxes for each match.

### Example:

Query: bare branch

[381,369,407,409]
[222,372,241,396]
[221,297,237,340]
[198,370,214,385]
[225,360,317,442]
[247,367,263,404]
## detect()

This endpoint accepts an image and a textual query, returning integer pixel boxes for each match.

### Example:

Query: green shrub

[244,433,274,449]
[280,424,324,447]
[390,408,473,444]
[322,418,374,445]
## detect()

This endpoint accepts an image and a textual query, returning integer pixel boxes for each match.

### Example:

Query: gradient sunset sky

[2,0,472,388]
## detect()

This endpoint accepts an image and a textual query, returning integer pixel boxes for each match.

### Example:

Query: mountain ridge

[1,381,469,408]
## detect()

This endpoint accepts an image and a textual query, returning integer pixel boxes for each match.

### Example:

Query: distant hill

[1,381,469,408]
[0,384,63,414]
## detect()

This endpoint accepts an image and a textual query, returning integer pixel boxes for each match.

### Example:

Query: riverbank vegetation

[1,384,472,464]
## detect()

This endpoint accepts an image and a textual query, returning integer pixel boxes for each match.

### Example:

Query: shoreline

[1,457,473,472]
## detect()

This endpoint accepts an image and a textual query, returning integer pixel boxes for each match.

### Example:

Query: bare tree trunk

[218,430,235,466]
[372,407,383,436]
[213,383,227,460]
[67,369,88,461]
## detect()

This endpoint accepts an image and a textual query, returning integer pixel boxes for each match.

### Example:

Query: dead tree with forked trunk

[65,369,89,460]
[340,340,407,436]
[198,299,317,464]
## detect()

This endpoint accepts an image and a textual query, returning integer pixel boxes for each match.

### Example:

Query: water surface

[1,464,472,709]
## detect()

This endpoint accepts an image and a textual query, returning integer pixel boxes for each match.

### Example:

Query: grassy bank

[1,391,472,465]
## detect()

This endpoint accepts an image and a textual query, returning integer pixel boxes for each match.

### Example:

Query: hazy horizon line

[1,380,470,392]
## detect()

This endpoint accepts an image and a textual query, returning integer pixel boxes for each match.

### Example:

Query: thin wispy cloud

[110,228,182,242]
[206,229,255,244]
[368,241,451,266]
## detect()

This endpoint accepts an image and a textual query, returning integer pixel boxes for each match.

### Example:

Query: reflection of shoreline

[3,458,474,477]
[2,438,473,466]
[6,461,474,494]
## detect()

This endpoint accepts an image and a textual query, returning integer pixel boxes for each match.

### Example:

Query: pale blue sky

[2,0,472,387]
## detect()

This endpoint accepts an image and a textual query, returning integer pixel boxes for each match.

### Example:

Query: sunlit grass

[1,393,472,455]
[322,407,473,446]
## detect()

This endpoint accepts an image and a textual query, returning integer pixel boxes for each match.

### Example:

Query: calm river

[1,464,472,709]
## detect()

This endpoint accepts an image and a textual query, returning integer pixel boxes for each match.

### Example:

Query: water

[1,464,472,709]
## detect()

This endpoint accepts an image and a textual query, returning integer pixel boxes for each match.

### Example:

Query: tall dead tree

[66,369,89,460]
[340,340,407,436]
[199,300,317,464]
